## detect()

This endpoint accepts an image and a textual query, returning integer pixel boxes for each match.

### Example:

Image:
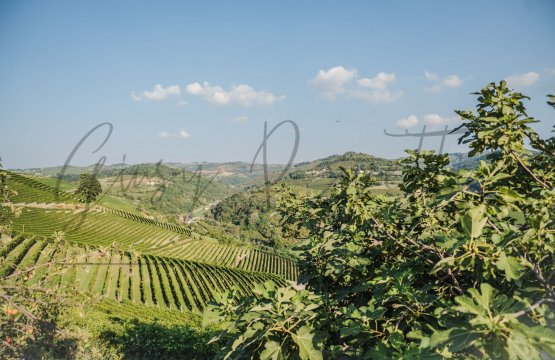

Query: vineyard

[1,171,298,280]
[0,232,286,312]
[0,170,299,324]
[7,172,77,203]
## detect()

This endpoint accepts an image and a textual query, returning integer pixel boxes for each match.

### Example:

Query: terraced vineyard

[7,171,77,203]
[1,170,298,280]
[5,207,298,280]
[172,240,298,280]
[0,170,299,319]
[0,232,285,312]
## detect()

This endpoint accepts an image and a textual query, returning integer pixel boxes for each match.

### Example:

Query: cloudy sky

[1,0,554,168]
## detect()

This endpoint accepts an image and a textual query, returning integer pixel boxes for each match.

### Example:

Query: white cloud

[424,114,448,125]
[158,129,191,139]
[230,116,248,124]
[357,72,396,90]
[393,113,460,130]
[423,113,459,126]
[396,115,419,128]
[158,131,171,139]
[443,75,463,88]
[424,70,439,82]
[177,129,190,139]
[186,82,284,106]
[504,71,540,88]
[309,66,357,100]
[185,82,203,95]
[310,66,402,103]
[424,71,463,92]
[351,89,403,103]
[353,72,401,103]
[132,84,182,102]
[424,84,443,94]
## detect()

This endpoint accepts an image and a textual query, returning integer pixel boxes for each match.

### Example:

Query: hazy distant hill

[448,152,492,170]
[288,151,403,181]
[9,151,489,222]
[174,161,287,187]
[15,161,288,188]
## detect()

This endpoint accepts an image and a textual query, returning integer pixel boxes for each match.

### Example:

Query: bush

[204,82,555,359]
[102,320,219,359]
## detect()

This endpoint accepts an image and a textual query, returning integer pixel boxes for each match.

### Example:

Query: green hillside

[96,163,231,219]
[1,171,297,279]
[289,151,403,180]
[205,153,407,250]
[1,169,295,357]
[0,232,285,312]
[14,162,233,219]
[176,161,288,187]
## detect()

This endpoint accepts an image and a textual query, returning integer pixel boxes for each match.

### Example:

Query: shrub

[204,82,555,359]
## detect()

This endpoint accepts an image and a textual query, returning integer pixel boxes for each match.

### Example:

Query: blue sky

[1,0,554,169]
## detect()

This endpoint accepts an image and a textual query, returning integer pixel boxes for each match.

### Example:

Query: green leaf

[525,326,555,358]
[429,328,480,352]
[495,253,526,281]
[224,335,246,360]
[461,205,488,239]
[497,187,521,203]
[432,256,455,274]
[473,283,494,310]
[202,306,221,328]
[455,296,485,315]
[506,332,539,360]
[231,335,245,351]
[304,303,320,312]
[448,329,480,352]
[455,285,493,316]
[260,340,282,360]
[291,326,323,360]
[340,323,361,338]
[278,288,297,302]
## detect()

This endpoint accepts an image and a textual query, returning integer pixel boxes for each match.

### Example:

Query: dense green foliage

[204,281,325,360]
[76,173,102,203]
[210,188,292,248]
[204,82,555,359]
[104,320,218,359]
[211,190,271,227]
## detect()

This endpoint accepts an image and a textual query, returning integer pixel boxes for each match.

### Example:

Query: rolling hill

[0,170,298,314]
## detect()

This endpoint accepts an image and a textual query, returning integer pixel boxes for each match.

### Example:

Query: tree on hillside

[75,173,102,203]
[204,82,555,359]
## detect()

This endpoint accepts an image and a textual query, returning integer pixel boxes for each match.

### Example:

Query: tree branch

[510,151,550,189]
[511,298,555,318]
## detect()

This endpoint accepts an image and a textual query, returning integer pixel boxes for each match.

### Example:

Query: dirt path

[3,202,104,213]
